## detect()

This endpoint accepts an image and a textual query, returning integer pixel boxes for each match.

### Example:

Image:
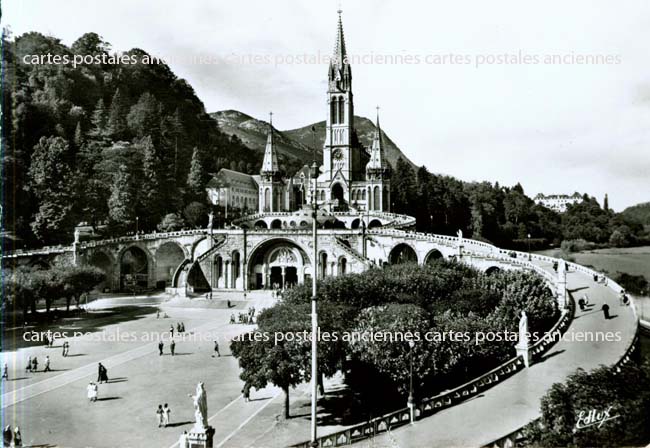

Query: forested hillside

[2,32,259,246]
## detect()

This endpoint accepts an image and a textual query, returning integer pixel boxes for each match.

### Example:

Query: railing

[334,237,371,268]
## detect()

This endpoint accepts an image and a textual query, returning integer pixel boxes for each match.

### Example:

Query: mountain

[621,202,650,225]
[211,110,418,172]
[284,116,417,171]
[211,110,320,164]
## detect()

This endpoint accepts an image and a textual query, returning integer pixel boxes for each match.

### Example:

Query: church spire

[366,107,389,176]
[261,112,279,175]
[328,10,351,92]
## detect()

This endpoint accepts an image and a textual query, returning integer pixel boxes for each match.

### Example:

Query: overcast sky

[4,0,650,211]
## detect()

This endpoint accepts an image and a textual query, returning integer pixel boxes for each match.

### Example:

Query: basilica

[207,12,392,216]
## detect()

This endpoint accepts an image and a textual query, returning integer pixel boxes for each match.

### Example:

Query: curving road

[352,261,638,448]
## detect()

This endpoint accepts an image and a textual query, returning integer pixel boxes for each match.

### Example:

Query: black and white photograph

[1,1,649,447]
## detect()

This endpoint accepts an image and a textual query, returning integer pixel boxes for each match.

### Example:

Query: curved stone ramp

[350,260,637,448]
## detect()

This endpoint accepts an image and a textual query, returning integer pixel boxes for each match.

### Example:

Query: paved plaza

[1,257,639,448]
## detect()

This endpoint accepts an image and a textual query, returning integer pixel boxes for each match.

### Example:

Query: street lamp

[527,233,531,261]
[310,161,319,446]
[408,340,415,424]
[135,216,139,236]
[209,212,214,301]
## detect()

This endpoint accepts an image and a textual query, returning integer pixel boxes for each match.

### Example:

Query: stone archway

[389,243,418,265]
[486,266,501,275]
[247,239,311,290]
[119,246,150,291]
[424,249,444,265]
[88,251,114,292]
[155,242,186,288]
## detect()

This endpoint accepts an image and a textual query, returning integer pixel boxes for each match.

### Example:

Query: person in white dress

[87,382,98,402]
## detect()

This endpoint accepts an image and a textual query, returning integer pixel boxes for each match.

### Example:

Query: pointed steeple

[261,112,279,175]
[328,10,352,92]
[334,10,347,65]
[367,107,387,172]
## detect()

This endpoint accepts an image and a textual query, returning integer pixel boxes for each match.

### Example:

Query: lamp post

[527,233,531,261]
[135,216,139,236]
[209,212,214,300]
[310,161,319,446]
[407,340,415,424]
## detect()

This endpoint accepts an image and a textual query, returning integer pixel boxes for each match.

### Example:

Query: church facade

[208,12,392,216]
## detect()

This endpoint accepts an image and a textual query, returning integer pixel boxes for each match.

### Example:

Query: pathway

[349,263,638,448]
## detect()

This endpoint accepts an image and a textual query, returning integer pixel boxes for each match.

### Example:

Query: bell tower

[323,10,355,183]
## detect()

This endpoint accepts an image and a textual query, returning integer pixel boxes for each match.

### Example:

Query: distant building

[534,193,582,213]
[206,169,260,213]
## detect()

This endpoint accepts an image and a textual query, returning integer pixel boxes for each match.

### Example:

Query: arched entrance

[155,242,186,288]
[389,243,418,265]
[424,249,443,265]
[88,251,114,292]
[120,246,149,291]
[247,239,310,290]
[331,183,345,204]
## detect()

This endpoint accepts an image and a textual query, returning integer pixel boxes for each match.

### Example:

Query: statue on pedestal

[189,382,208,432]
[518,310,529,347]
[558,259,567,283]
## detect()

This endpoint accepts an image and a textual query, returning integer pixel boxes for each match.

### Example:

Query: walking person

[602,303,611,319]
[156,405,164,428]
[2,363,8,381]
[87,381,98,402]
[97,363,108,383]
[13,426,22,447]
[159,340,164,356]
[162,403,171,427]
[212,340,220,357]
[32,357,38,373]
[170,339,176,356]
[43,355,51,372]
[619,290,626,306]
[242,382,251,402]
[3,425,12,447]
[62,341,69,357]
[26,356,32,374]
[170,325,174,338]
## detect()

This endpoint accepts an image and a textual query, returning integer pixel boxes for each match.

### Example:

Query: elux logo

[575,406,620,430]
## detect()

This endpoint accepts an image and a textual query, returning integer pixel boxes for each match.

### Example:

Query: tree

[524,362,650,447]
[158,213,184,232]
[137,136,162,228]
[127,92,161,140]
[107,88,128,139]
[349,303,434,395]
[89,98,107,138]
[59,265,105,311]
[186,147,205,201]
[183,201,208,228]
[230,316,309,418]
[108,163,136,225]
[74,121,84,148]
[27,136,76,242]
[391,158,417,213]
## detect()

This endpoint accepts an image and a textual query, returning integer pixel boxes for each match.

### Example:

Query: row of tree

[231,261,558,419]
[390,158,649,249]
[3,264,105,322]
[2,31,260,246]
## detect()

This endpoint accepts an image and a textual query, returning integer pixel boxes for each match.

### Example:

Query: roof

[206,169,259,190]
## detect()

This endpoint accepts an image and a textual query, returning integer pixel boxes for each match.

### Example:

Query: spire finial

[375,106,381,128]
[269,111,273,127]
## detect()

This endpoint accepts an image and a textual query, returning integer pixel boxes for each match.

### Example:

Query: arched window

[373,186,380,211]
[264,189,270,212]
[330,99,336,124]
[362,189,366,200]
[338,97,345,124]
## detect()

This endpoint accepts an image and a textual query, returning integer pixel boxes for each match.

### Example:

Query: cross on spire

[269,111,273,126]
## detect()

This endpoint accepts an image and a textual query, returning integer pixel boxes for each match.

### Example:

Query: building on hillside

[208,11,392,216]
[206,169,260,214]
[534,193,582,213]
